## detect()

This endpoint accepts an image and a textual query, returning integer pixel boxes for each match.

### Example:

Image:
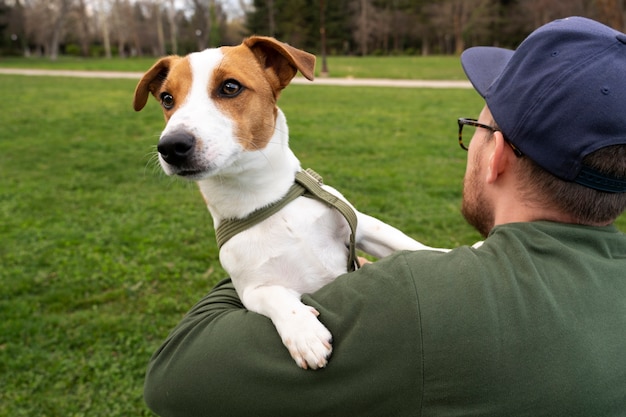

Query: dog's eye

[219,80,243,97]
[160,92,175,109]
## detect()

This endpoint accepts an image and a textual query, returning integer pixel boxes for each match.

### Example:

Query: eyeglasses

[457,118,523,157]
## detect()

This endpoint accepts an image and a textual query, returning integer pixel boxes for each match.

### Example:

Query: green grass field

[0,54,466,80]
[1,64,624,416]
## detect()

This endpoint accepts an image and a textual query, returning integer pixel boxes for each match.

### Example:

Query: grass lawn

[0,54,466,80]
[1,70,624,417]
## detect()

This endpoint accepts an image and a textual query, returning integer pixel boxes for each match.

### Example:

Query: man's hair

[516,145,626,224]
[488,117,626,224]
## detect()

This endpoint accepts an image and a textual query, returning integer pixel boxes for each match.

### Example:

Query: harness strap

[215,169,359,272]
[295,169,359,271]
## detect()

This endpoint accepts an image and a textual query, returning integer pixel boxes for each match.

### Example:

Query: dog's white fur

[134,37,441,369]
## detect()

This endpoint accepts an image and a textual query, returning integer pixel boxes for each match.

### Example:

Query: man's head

[459,17,626,234]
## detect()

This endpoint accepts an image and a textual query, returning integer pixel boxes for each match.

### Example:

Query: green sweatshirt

[144,221,626,417]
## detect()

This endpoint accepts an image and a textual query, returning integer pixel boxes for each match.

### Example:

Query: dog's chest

[219,196,351,294]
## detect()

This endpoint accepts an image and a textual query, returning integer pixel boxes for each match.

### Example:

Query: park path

[0,68,472,89]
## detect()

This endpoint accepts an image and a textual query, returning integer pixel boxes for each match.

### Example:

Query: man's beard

[461,162,494,238]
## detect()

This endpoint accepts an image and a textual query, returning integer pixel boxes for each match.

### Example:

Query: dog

[133,36,440,370]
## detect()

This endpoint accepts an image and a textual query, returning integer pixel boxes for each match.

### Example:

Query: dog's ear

[133,56,180,111]
[243,36,315,90]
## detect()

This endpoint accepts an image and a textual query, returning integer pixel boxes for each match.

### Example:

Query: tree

[75,0,92,56]
[154,1,165,55]
[191,0,213,50]
[3,0,624,58]
[352,0,373,55]
[49,0,72,59]
[0,0,27,55]
[167,0,179,54]
[595,0,625,30]
[0,0,8,50]
[246,0,277,37]
[109,0,136,57]
[95,0,112,57]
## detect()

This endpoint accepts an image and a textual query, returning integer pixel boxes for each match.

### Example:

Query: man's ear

[486,131,510,184]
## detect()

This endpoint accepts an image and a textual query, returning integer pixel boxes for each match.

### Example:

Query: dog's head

[133,36,315,179]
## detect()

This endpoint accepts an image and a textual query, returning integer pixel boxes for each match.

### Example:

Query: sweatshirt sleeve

[143,252,426,417]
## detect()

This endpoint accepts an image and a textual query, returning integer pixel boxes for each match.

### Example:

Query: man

[144,17,626,417]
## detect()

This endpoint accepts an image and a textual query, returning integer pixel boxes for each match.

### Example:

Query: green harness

[215,169,359,272]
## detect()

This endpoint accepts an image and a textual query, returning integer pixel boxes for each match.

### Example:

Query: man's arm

[144,254,425,417]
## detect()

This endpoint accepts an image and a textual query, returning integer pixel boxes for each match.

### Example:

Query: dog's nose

[158,132,195,166]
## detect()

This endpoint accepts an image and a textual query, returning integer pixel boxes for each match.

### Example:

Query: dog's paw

[279,306,333,370]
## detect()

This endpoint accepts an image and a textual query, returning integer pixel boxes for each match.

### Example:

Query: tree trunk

[168,0,178,55]
[452,0,464,55]
[268,0,275,37]
[49,0,70,60]
[77,0,91,56]
[595,0,624,30]
[155,3,166,55]
[359,0,368,55]
[192,0,209,51]
[98,0,112,58]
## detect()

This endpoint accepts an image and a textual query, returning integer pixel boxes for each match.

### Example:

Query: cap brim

[461,47,515,98]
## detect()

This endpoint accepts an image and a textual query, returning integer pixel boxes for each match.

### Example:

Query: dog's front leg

[241,285,333,370]
[355,212,449,258]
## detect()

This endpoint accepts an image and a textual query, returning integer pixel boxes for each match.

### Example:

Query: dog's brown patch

[158,57,193,120]
[210,45,279,152]
[133,55,193,121]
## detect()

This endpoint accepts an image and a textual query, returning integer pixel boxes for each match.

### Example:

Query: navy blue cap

[461,17,626,193]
